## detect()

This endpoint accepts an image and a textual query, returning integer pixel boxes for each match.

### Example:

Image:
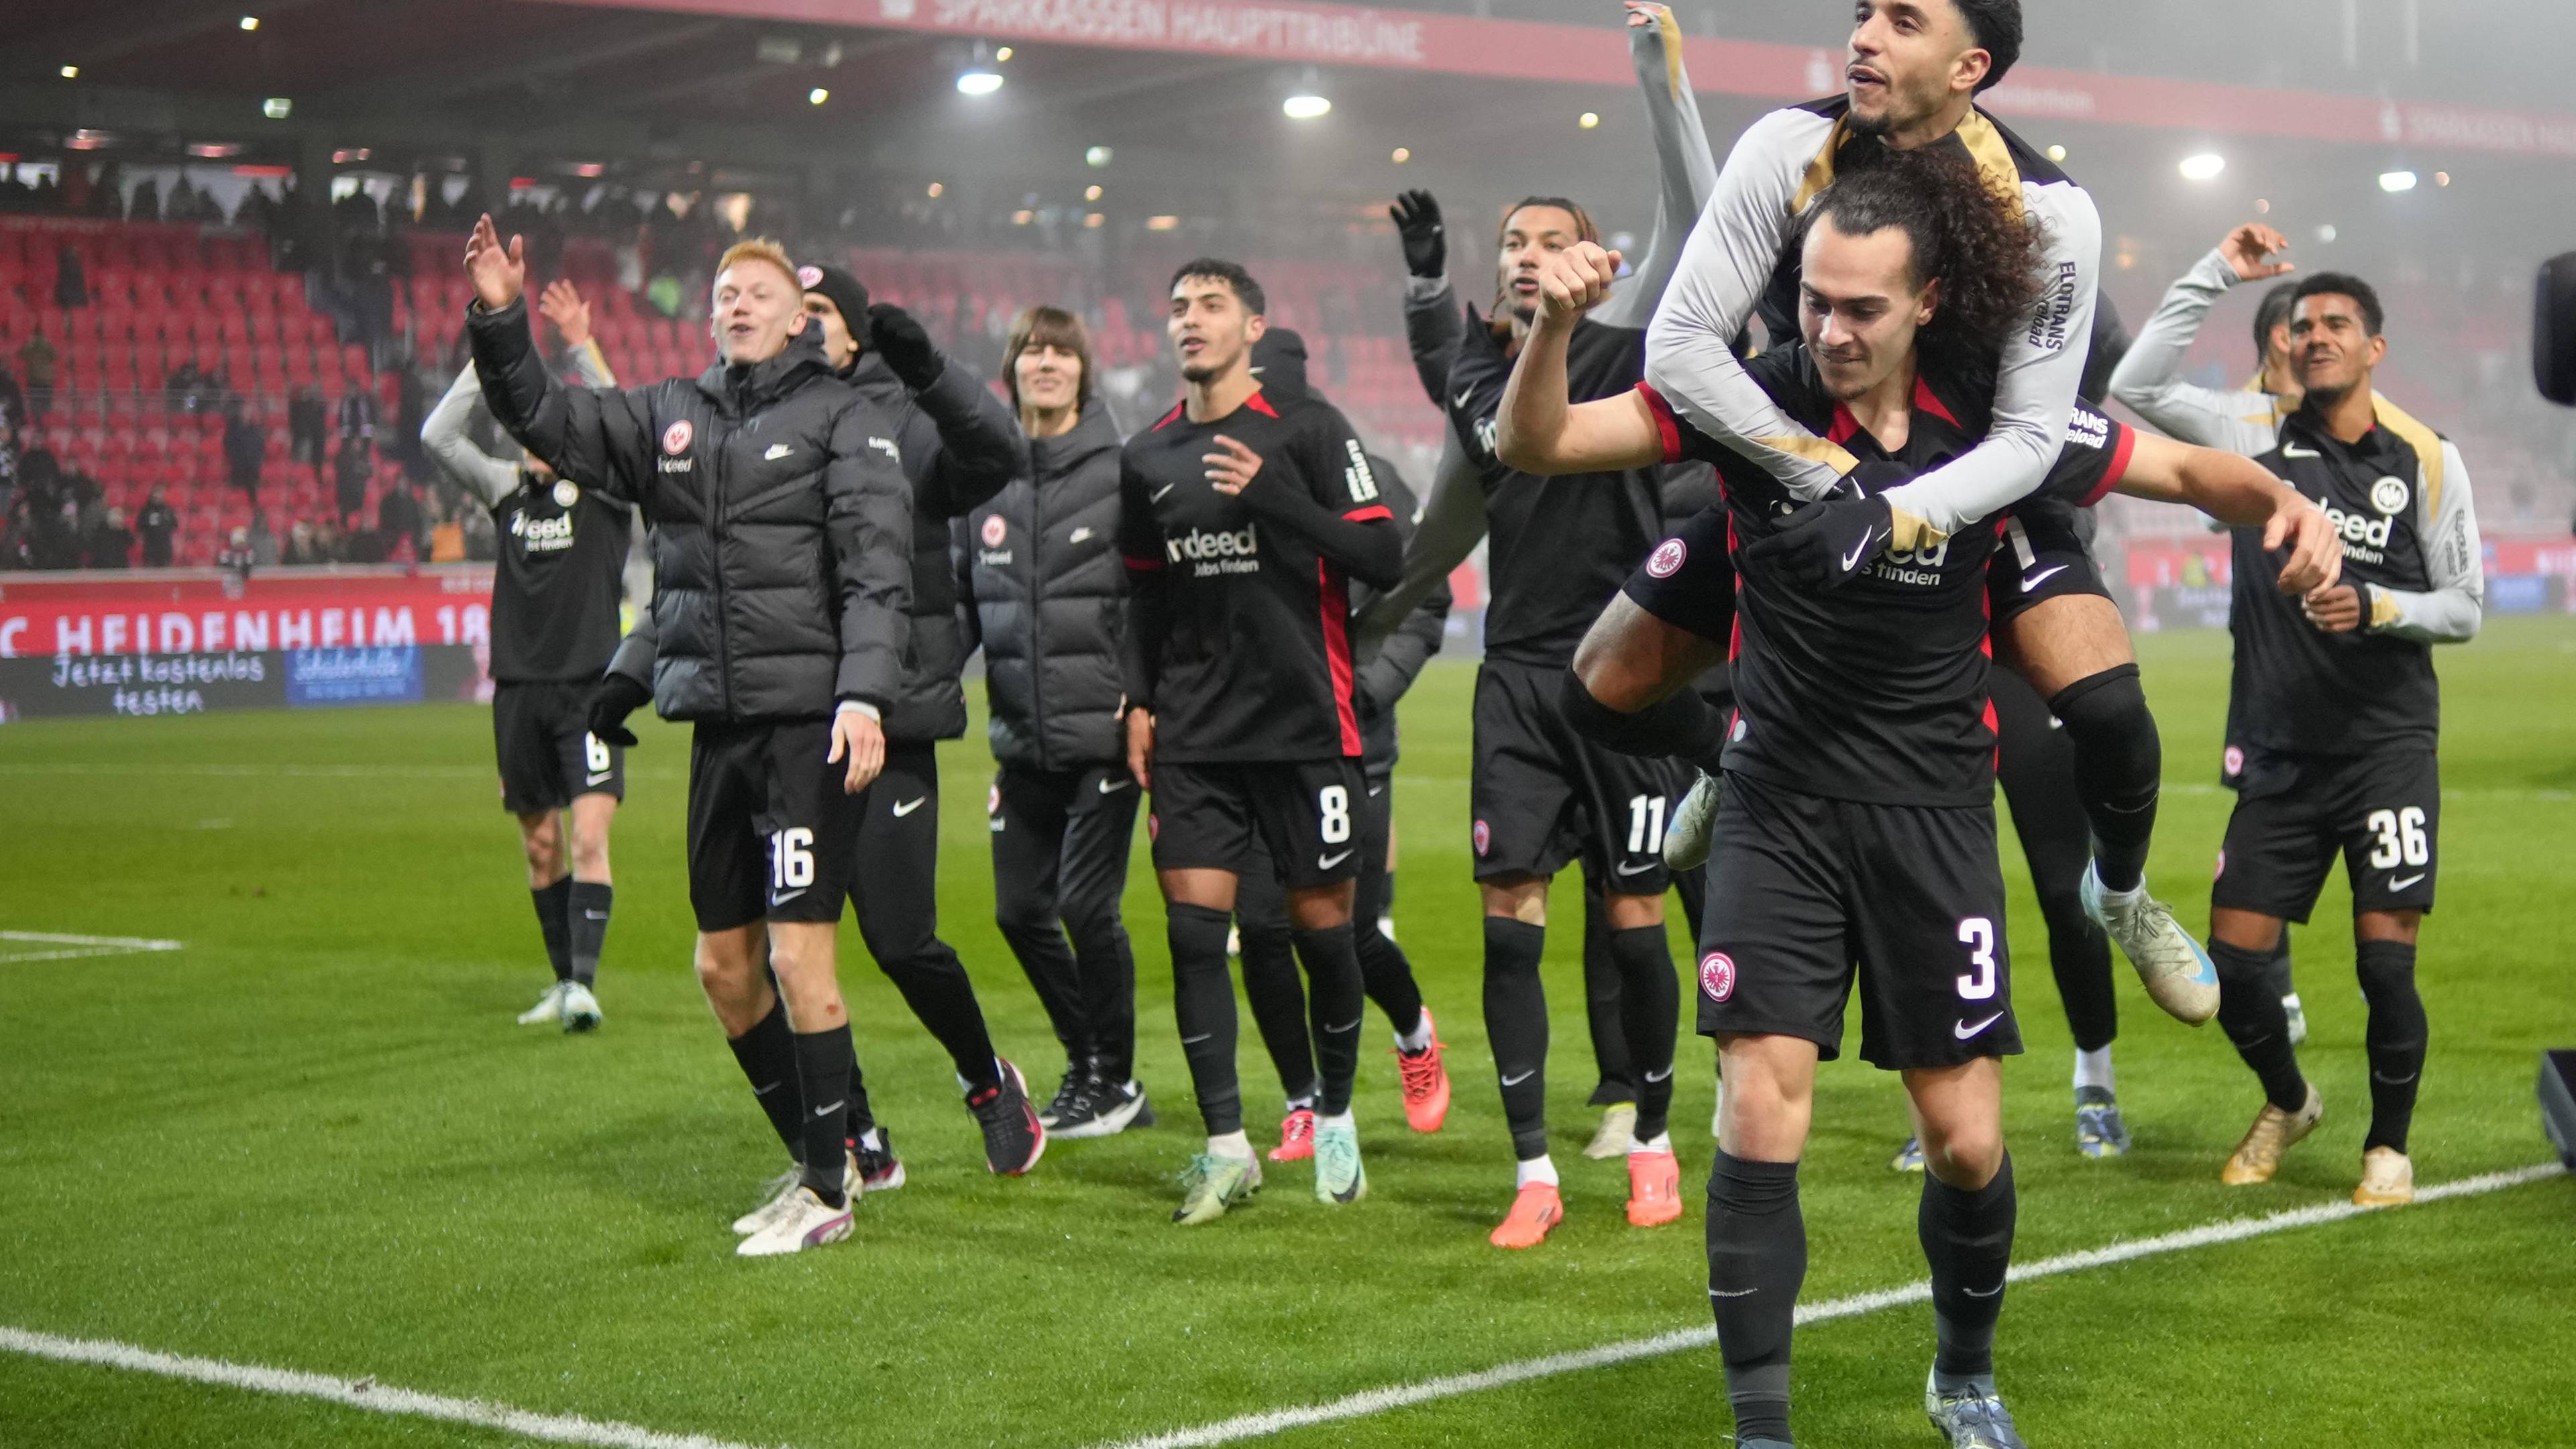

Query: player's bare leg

[514,810,572,1023]
[698,922,856,1254]
[1997,596,2218,1024]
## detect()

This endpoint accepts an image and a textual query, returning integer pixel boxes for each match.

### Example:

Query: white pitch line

[0,930,184,965]
[1092,1162,2566,1449]
[0,1326,785,1449]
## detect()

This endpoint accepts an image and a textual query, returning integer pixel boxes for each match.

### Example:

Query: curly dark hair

[1796,145,2044,377]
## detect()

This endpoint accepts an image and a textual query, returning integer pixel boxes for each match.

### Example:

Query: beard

[1179,358,1222,384]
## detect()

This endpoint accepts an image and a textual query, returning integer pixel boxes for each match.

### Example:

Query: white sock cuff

[1515,1155,1560,1189]
[1208,1130,1254,1160]
[1630,1132,1674,1155]
[1318,1110,1355,1131]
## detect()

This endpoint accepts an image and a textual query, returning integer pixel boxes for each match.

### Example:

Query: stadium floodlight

[2046,144,2067,162]
[1085,146,1112,168]
[2178,152,2226,181]
[262,97,292,119]
[1083,184,1102,201]
[808,87,829,105]
[239,14,259,30]
[2316,223,2339,242]
[1283,66,1330,120]
[1578,111,1601,129]
[957,68,1003,96]
[60,64,78,78]
[1391,146,1410,164]
[2379,170,2418,193]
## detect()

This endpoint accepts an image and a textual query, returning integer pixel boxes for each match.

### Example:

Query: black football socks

[1707,1150,1805,1445]
[1293,924,1366,1118]
[1607,925,1680,1143]
[2355,940,2427,1153]
[793,1026,856,1208]
[2049,665,2159,894]
[2213,940,2308,1111]
[531,876,573,983]
[1921,1152,2017,1383]
[566,881,612,987]
[1483,917,1550,1161]
[729,1002,805,1162]
[1168,903,1243,1136]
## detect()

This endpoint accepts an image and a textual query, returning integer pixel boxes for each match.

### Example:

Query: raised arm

[1357,427,1484,653]
[823,399,916,710]
[1593,3,1720,331]
[869,303,1031,519]
[2107,227,2292,452]
[421,363,521,510]
[1499,241,1668,476]
[2369,441,2483,643]
[463,217,654,505]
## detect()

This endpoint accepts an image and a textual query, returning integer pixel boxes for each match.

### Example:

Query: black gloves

[864,302,942,392]
[586,672,651,749]
[1390,190,1446,280]
[1739,462,1907,591]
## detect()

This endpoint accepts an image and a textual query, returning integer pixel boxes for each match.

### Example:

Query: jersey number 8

[1318,786,1351,846]
[2365,807,2429,869]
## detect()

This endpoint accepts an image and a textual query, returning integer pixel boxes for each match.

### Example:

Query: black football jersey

[1642,346,2131,806]
[2231,411,2443,755]
[1444,314,1667,668]
[1118,388,1391,763]
[488,474,633,682]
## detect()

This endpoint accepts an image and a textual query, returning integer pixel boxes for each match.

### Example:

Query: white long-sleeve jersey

[2107,247,2295,455]
[1645,99,2101,549]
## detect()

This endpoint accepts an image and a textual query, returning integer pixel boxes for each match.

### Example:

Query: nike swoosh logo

[1324,1018,1363,1035]
[1643,1067,1672,1083]
[1962,1283,2004,1299]
[771,888,806,905]
[585,771,613,786]
[812,1099,845,1118]
[1180,1032,1214,1046]
[753,1079,786,1097]
[1953,1012,2004,1040]
[1614,860,1658,876]
[2390,873,2426,890]
[1453,388,1474,409]
[892,798,926,816]
[2021,564,2068,591]
[1097,777,1131,793]
[1150,483,1175,502]
[2282,443,2322,458]
[1841,534,1873,570]
[584,910,607,920]
[1318,849,1354,869]
[763,443,794,461]
[1069,526,1094,543]
[1709,1287,1758,1299]
[1499,1069,1536,1087]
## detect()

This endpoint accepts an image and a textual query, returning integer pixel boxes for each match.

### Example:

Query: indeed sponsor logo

[1169,521,1256,572]
[511,511,576,551]
[2323,503,2394,557]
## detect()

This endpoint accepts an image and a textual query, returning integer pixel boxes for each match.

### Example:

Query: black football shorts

[1695,770,2021,1071]
[2213,747,2440,922]
[1988,500,2114,628]
[1150,757,1368,890]
[1621,506,1737,646]
[1471,659,1690,892]
[685,717,865,932]
[493,679,624,814]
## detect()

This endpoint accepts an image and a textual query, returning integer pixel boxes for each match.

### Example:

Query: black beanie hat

[796,262,871,347]
[1250,325,1310,400]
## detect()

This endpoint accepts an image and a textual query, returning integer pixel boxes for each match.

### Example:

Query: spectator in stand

[30,491,80,570]
[137,486,178,567]
[54,244,88,309]
[17,431,58,499]
[313,517,347,565]
[333,434,372,523]
[86,506,133,569]
[427,494,467,564]
[223,401,264,500]
[288,386,327,471]
[282,520,319,566]
[378,478,423,561]
[128,176,160,223]
[249,509,279,567]
[217,526,255,580]
[16,331,56,421]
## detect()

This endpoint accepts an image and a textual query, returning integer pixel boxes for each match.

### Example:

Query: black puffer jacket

[469,298,910,721]
[849,351,1028,744]
[957,403,1126,771]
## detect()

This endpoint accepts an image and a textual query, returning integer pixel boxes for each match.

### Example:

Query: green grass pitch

[3,619,2573,1448]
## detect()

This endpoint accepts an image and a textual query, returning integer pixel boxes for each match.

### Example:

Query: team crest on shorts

[986,782,1002,815]
[2223,745,2245,777]
[1699,951,1735,1002]
[2214,848,2228,879]
[981,513,1008,547]
[797,265,824,289]
[1472,818,1491,855]
[1646,537,1687,579]
[662,419,694,455]
[1147,813,1160,842]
